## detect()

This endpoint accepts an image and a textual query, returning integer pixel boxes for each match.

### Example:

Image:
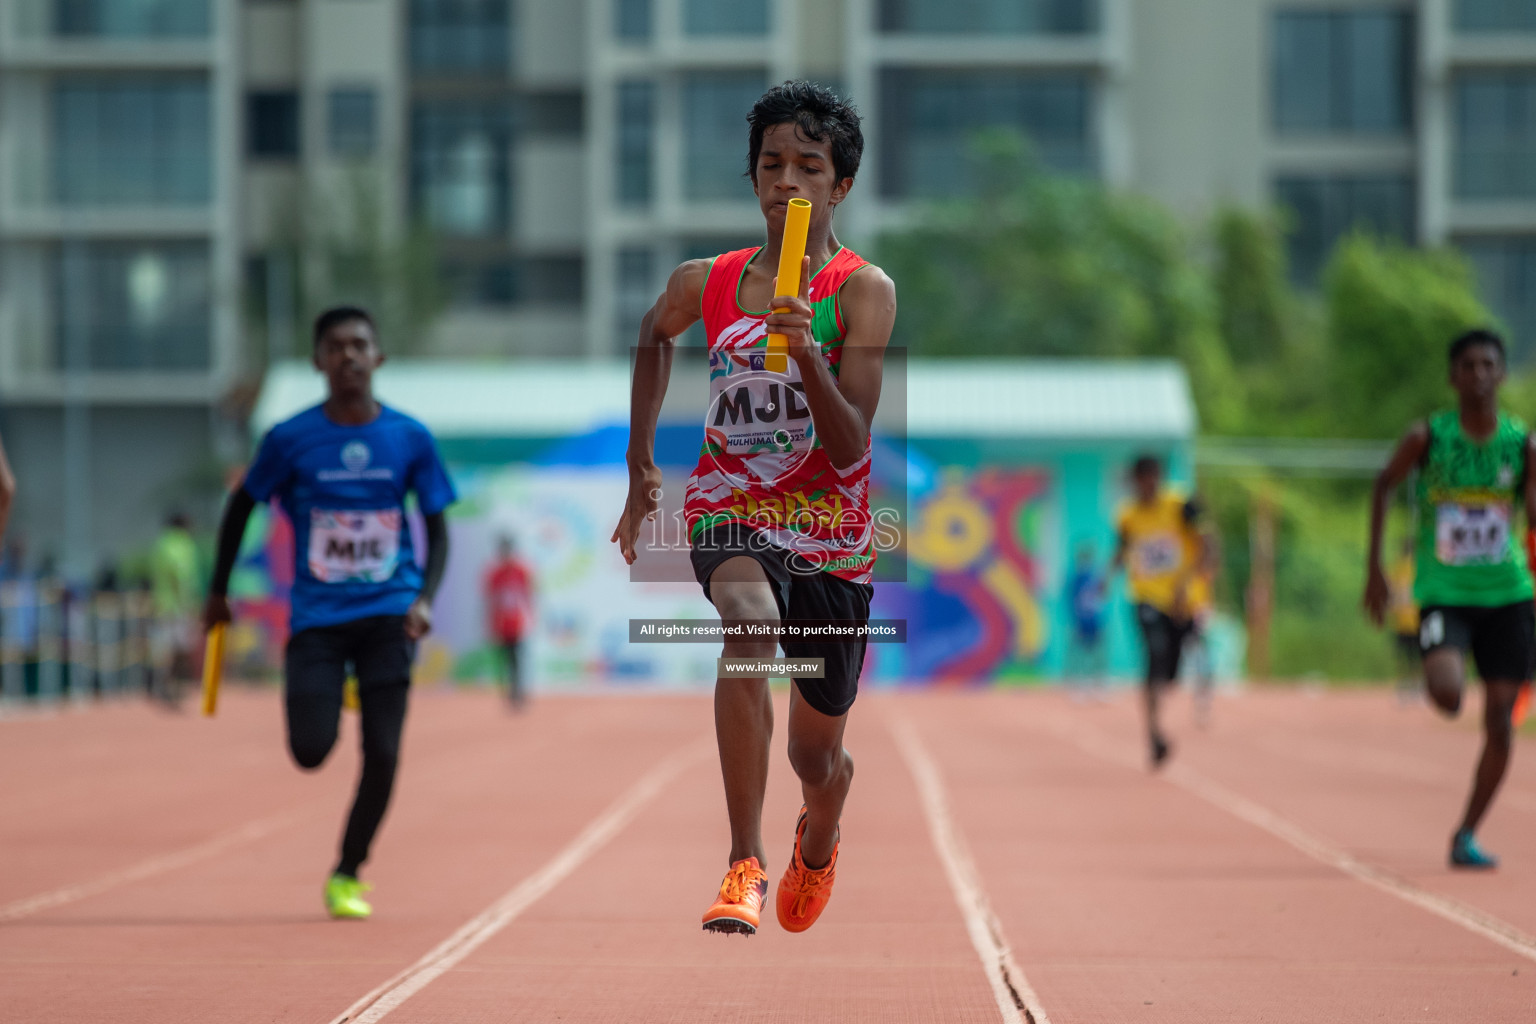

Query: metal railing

[0,580,160,707]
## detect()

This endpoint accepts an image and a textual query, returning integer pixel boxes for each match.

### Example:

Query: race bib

[709,372,814,456]
[1133,534,1182,577]
[1435,502,1511,566]
[308,509,402,584]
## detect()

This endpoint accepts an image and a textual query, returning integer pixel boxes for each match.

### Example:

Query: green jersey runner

[1414,409,1533,609]
[1367,328,1536,872]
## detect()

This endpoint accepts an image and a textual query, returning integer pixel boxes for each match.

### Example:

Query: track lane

[0,691,708,1023]
[907,689,1535,1023]
[383,692,1008,1023]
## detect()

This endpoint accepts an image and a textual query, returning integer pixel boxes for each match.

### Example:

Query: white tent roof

[253,358,1195,441]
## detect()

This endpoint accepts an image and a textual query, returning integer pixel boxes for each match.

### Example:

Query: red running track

[0,685,1533,1022]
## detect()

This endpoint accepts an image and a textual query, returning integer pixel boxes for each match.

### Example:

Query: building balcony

[867,34,1113,69]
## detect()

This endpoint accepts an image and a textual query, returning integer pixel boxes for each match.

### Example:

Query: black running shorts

[1418,601,1535,683]
[690,521,873,718]
[1136,603,1193,685]
[285,614,417,700]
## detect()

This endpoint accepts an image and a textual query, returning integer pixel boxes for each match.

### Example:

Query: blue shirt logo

[342,440,371,473]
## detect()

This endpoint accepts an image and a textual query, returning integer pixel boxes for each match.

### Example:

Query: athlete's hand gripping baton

[201,622,226,717]
[766,197,812,374]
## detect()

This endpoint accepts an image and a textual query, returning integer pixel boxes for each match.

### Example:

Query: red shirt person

[483,536,533,707]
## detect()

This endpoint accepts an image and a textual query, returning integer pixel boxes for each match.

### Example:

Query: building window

[1462,236,1536,360]
[248,90,300,159]
[616,80,654,206]
[409,0,510,76]
[445,255,583,308]
[1275,174,1416,284]
[524,91,584,139]
[53,75,211,206]
[684,72,770,200]
[1455,0,1536,31]
[411,101,511,236]
[328,88,377,158]
[55,241,211,371]
[616,246,654,349]
[1455,71,1536,200]
[615,0,651,40]
[683,0,767,34]
[53,0,210,38]
[1273,11,1414,135]
[524,255,584,306]
[879,69,1094,198]
[878,0,1097,33]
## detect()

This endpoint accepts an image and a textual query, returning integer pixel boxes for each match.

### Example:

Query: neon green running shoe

[325,874,373,919]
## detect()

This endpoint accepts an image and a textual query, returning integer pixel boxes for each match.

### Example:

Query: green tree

[1213,208,1292,367]
[875,132,1241,429]
[1323,233,1492,438]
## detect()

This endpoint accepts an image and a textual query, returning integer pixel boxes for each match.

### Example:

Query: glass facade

[446,255,583,307]
[53,0,209,38]
[248,90,300,159]
[616,245,654,349]
[411,101,512,236]
[1455,71,1536,199]
[878,0,1097,34]
[683,72,767,201]
[1462,236,1536,361]
[55,241,211,371]
[879,69,1094,197]
[616,81,654,206]
[1273,11,1413,135]
[682,0,768,35]
[1455,0,1536,31]
[524,91,585,139]
[1275,174,1416,284]
[409,0,511,76]
[53,75,210,206]
[615,0,651,40]
[328,89,378,158]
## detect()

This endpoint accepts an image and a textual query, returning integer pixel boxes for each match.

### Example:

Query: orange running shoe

[776,809,838,933]
[1514,683,1532,729]
[701,857,768,935]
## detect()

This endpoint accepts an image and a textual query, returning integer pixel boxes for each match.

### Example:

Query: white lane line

[327,740,709,1024]
[1040,714,1536,966]
[1249,731,1536,816]
[888,713,1051,1024]
[1168,764,1536,964]
[0,808,306,922]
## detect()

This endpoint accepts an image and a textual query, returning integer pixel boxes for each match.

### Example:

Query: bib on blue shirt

[243,404,456,633]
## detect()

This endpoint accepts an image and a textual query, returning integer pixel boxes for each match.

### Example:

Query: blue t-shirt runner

[244,403,456,634]
[203,306,454,920]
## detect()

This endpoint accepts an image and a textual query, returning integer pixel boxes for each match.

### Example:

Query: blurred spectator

[1064,543,1107,698]
[149,512,200,705]
[483,535,534,710]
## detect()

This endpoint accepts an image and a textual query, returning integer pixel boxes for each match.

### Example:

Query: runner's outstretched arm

[404,512,449,640]
[203,487,257,630]
[768,262,896,470]
[1365,423,1430,625]
[612,259,708,565]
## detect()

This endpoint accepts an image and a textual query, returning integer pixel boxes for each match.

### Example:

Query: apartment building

[0,0,1532,565]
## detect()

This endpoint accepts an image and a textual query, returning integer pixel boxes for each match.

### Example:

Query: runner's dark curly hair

[747,80,864,184]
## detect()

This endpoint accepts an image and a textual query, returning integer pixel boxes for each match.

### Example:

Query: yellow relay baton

[765,197,812,374]
[201,622,226,717]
